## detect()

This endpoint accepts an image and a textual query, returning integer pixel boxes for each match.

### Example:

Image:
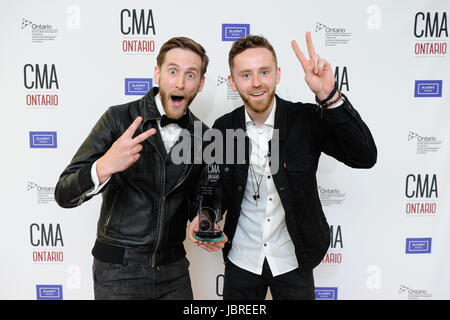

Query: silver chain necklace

[249,154,269,206]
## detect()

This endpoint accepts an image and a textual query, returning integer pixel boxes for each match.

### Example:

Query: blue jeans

[93,251,193,300]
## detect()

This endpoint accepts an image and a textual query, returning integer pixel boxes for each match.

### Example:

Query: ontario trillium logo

[399,284,432,299]
[408,131,419,141]
[314,21,352,46]
[407,131,442,154]
[399,284,409,294]
[217,76,239,100]
[217,76,228,87]
[27,181,55,204]
[22,18,32,29]
[27,181,38,191]
[20,18,59,43]
[315,22,327,32]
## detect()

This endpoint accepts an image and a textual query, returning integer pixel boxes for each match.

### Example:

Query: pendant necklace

[249,154,269,206]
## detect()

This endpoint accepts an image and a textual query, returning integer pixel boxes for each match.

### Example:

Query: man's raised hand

[291,32,336,100]
[97,116,156,184]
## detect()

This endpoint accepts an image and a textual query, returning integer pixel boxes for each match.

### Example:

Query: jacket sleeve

[54,107,118,208]
[318,94,377,168]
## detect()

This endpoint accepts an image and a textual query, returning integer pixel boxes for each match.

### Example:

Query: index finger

[123,116,143,138]
[132,128,156,144]
[291,40,308,71]
[305,31,317,59]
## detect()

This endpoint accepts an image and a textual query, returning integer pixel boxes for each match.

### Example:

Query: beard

[159,86,198,119]
[239,86,276,115]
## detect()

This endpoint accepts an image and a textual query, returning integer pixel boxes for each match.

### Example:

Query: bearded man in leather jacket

[54,37,223,299]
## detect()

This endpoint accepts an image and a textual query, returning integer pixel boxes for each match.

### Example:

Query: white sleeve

[326,98,344,109]
[85,160,110,196]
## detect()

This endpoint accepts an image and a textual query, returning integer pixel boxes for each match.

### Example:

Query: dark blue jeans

[93,251,193,300]
[223,259,315,300]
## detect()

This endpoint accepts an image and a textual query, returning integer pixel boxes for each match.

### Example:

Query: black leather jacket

[55,88,207,261]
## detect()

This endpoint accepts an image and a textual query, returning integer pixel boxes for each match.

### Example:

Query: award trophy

[194,164,224,242]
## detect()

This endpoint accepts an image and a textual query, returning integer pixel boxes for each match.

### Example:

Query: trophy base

[194,230,224,242]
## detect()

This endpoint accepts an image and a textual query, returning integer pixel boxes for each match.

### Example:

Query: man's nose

[176,75,185,89]
[251,74,262,87]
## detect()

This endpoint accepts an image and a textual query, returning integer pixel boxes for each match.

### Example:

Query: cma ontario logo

[120,9,156,54]
[24,64,60,107]
[404,173,438,216]
[413,12,448,57]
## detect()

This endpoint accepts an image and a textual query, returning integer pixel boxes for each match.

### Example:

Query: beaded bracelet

[322,90,342,108]
[315,81,338,106]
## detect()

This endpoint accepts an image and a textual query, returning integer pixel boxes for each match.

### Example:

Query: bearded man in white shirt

[190,34,377,299]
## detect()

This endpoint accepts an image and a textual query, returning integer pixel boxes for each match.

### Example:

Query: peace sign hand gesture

[291,32,336,101]
[97,116,156,184]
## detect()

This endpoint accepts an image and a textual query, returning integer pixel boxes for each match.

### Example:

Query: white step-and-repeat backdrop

[1,0,449,300]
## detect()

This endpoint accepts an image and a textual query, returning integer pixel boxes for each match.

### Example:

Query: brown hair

[157,37,209,76]
[228,35,277,71]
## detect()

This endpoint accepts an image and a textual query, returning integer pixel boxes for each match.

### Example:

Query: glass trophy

[194,164,224,242]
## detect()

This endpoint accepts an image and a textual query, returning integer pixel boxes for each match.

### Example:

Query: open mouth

[171,95,185,108]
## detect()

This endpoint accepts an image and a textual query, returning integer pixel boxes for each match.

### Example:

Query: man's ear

[153,66,160,84]
[228,75,237,91]
[276,67,281,85]
[197,75,206,92]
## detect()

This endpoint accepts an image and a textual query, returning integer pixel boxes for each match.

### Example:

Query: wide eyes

[168,69,196,79]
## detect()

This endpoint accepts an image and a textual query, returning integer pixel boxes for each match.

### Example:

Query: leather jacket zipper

[77,194,86,206]
[151,164,193,269]
[152,194,165,270]
[151,147,166,270]
[149,137,194,269]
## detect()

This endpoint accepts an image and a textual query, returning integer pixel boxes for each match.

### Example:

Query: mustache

[249,87,269,94]
[169,91,186,97]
